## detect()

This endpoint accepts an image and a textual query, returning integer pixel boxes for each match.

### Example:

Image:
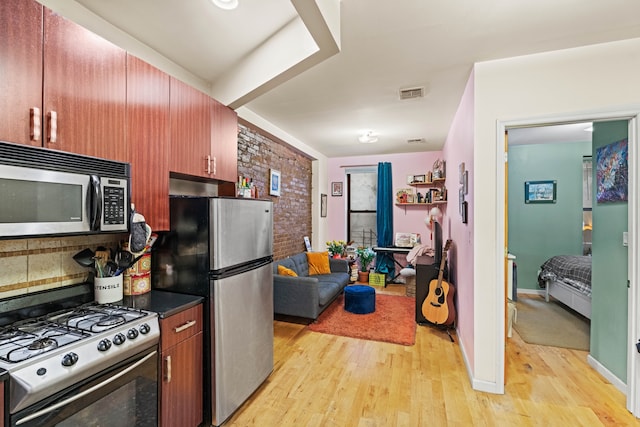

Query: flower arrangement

[356,247,376,272]
[326,240,347,257]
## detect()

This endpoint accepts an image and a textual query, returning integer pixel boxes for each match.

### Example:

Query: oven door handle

[15,350,157,426]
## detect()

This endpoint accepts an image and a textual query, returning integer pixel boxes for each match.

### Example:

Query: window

[347,167,377,247]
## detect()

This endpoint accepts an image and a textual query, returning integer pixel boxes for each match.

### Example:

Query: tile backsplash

[0,234,125,299]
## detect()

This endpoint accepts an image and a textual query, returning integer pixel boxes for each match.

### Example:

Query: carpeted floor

[307,292,416,345]
[513,295,590,351]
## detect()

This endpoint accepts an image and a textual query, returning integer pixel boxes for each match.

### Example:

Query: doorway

[499,113,639,414]
[506,122,593,351]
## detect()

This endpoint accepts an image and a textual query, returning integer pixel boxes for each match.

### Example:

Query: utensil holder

[94,275,123,304]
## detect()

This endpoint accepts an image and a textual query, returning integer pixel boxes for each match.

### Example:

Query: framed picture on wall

[463,170,469,194]
[270,169,281,196]
[320,194,327,217]
[331,181,343,196]
[462,201,468,224]
[524,180,556,203]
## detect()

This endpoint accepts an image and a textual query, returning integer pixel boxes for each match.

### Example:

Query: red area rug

[307,293,416,346]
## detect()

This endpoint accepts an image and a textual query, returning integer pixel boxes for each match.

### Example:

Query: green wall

[591,120,629,382]
[508,141,591,290]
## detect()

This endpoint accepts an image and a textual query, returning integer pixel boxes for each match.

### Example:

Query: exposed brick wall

[237,120,313,261]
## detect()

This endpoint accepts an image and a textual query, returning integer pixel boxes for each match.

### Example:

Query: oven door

[11,346,157,427]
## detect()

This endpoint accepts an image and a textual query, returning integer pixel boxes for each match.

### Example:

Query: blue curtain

[376,162,394,274]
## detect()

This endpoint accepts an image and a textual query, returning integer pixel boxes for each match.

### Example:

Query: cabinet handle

[30,107,41,141]
[212,156,217,175]
[47,111,57,143]
[164,355,171,383]
[174,320,197,333]
[205,155,211,174]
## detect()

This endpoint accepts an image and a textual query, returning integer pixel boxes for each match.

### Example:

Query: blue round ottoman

[344,285,376,314]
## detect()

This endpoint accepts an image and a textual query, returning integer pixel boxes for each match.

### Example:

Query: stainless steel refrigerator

[153,196,274,426]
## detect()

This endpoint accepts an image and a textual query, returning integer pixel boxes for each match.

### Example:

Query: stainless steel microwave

[0,141,130,238]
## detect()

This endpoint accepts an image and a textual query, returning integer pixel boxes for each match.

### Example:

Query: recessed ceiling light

[211,0,238,10]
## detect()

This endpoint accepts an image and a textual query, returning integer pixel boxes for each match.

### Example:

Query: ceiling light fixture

[358,131,378,144]
[211,0,238,10]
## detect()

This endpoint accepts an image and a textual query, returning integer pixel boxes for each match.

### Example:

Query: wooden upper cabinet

[169,78,211,178]
[127,54,170,231]
[0,0,44,146]
[210,98,238,183]
[43,7,127,160]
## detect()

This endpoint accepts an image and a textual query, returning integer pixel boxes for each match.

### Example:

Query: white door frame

[496,110,640,414]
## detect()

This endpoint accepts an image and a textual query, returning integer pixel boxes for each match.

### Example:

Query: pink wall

[442,70,475,369]
[325,72,475,371]
[326,151,444,247]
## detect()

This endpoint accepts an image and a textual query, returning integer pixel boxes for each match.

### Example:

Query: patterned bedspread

[539,255,592,296]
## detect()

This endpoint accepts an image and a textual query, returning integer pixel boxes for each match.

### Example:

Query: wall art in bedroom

[524,180,556,204]
[596,138,628,203]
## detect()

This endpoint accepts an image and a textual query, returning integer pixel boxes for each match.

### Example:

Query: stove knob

[98,339,112,351]
[113,333,126,345]
[139,323,151,335]
[37,368,47,376]
[127,328,139,339]
[62,352,78,367]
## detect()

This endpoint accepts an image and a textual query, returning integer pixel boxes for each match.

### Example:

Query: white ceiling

[62,0,640,157]
[508,122,593,146]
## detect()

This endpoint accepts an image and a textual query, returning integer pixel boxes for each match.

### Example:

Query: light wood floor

[225,285,640,426]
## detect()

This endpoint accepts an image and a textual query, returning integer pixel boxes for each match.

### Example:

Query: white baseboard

[587,354,627,395]
[517,288,545,296]
[457,326,504,394]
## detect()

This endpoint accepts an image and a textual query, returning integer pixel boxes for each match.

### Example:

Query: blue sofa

[273,253,350,321]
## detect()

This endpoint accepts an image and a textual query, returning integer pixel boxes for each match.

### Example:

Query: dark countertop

[121,290,203,319]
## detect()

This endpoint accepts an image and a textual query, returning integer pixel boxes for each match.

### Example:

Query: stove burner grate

[0,321,89,364]
[50,304,148,333]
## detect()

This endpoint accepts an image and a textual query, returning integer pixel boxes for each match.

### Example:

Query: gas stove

[0,284,159,414]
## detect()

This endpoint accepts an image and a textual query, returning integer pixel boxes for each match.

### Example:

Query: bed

[538,255,592,319]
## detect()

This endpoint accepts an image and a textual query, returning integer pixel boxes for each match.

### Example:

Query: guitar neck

[436,255,446,283]
[436,240,453,286]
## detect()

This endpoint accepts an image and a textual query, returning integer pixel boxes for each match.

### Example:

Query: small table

[344,285,376,314]
[372,246,411,283]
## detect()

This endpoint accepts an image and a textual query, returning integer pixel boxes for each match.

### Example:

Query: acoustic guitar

[421,239,455,326]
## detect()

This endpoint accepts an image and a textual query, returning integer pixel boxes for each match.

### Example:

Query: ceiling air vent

[407,138,426,144]
[399,87,424,100]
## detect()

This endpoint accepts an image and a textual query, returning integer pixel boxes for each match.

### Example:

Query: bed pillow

[277,265,298,277]
[306,251,331,275]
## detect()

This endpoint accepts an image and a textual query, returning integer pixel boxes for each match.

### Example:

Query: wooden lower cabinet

[159,304,203,427]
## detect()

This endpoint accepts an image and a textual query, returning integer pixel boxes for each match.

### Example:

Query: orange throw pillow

[306,251,331,275]
[277,265,298,277]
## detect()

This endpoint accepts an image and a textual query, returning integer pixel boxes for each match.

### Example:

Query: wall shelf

[408,178,446,187]
[395,200,447,214]
[395,201,447,206]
